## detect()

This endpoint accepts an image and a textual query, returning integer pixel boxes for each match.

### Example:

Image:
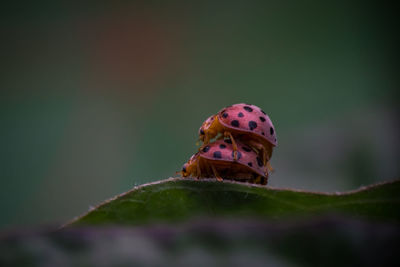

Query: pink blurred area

[80,10,183,96]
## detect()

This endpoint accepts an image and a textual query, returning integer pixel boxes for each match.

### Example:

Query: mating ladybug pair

[179,103,277,185]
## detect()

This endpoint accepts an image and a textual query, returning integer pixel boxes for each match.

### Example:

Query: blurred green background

[0,1,398,230]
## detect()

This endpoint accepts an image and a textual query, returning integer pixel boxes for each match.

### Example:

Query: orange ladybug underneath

[181,139,269,185]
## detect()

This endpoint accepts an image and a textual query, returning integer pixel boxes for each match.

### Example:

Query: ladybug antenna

[267,162,275,174]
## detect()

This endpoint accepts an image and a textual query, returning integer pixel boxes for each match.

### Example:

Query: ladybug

[180,139,269,185]
[198,103,277,168]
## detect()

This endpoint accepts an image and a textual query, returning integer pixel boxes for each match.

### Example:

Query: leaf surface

[68,178,400,226]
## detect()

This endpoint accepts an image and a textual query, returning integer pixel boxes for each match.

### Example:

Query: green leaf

[67,178,400,226]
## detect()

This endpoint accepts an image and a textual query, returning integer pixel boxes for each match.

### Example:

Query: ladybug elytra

[198,103,277,168]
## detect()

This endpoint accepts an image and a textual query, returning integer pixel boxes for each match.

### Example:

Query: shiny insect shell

[181,139,268,185]
[198,103,277,164]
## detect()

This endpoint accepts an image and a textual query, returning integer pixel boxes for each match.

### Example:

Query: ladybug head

[198,114,216,141]
[198,127,206,141]
[181,163,189,177]
[181,159,198,177]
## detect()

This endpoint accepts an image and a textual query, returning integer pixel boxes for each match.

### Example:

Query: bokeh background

[1,1,398,230]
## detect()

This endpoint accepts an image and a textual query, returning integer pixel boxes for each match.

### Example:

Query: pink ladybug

[198,103,277,168]
[180,139,269,185]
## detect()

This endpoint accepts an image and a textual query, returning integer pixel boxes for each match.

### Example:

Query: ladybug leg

[267,161,274,174]
[259,147,273,174]
[254,175,268,185]
[210,164,223,181]
[196,158,202,179]
[251,144,269,167]
[262,149,268,166]
[253,175,262,184]
[261,175,268,185]
[224,132,239,160]
[247,140,268,166]
[262,149,273,175]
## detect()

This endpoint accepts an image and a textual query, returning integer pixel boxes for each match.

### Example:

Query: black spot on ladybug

[224,139,232,144]
[261,132,265,136]
[261,109,266,115]
[200,129,205,135]
[243,106,253,112]
[202,146,210,152]
[219,144,226,149]
[249,121,258,130]
[213,151,222,159]
[232,151,242,160]
[270,127,274,135]
[242,146,252,152]
[182,166,187,172]
[238,112,244,117]
[222,113,228,118]
[231,120,240,127]
[256,156,263,167]
[247,162,253,167]
[259,116,266,122]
